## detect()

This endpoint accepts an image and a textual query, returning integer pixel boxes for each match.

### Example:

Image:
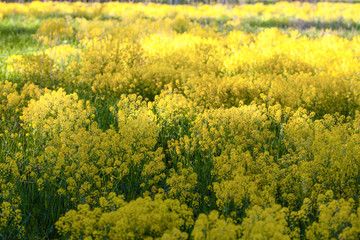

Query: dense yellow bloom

[192,211,240,240]
[167,164,199,207]
[56,196,193,240]
[21,88,93,136]
[2,2,360,23]
[6,53,55,85]
[43,44,80,65]
[35,18,74,45]
[241,205,291,240]
[306,197,360,239]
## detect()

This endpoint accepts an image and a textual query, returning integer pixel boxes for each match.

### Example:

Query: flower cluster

[56,195,193,240]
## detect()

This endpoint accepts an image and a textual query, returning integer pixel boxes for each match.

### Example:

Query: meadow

[2,1,360,239]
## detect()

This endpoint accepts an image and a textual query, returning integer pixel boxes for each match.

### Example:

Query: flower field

[2,1,360,239]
